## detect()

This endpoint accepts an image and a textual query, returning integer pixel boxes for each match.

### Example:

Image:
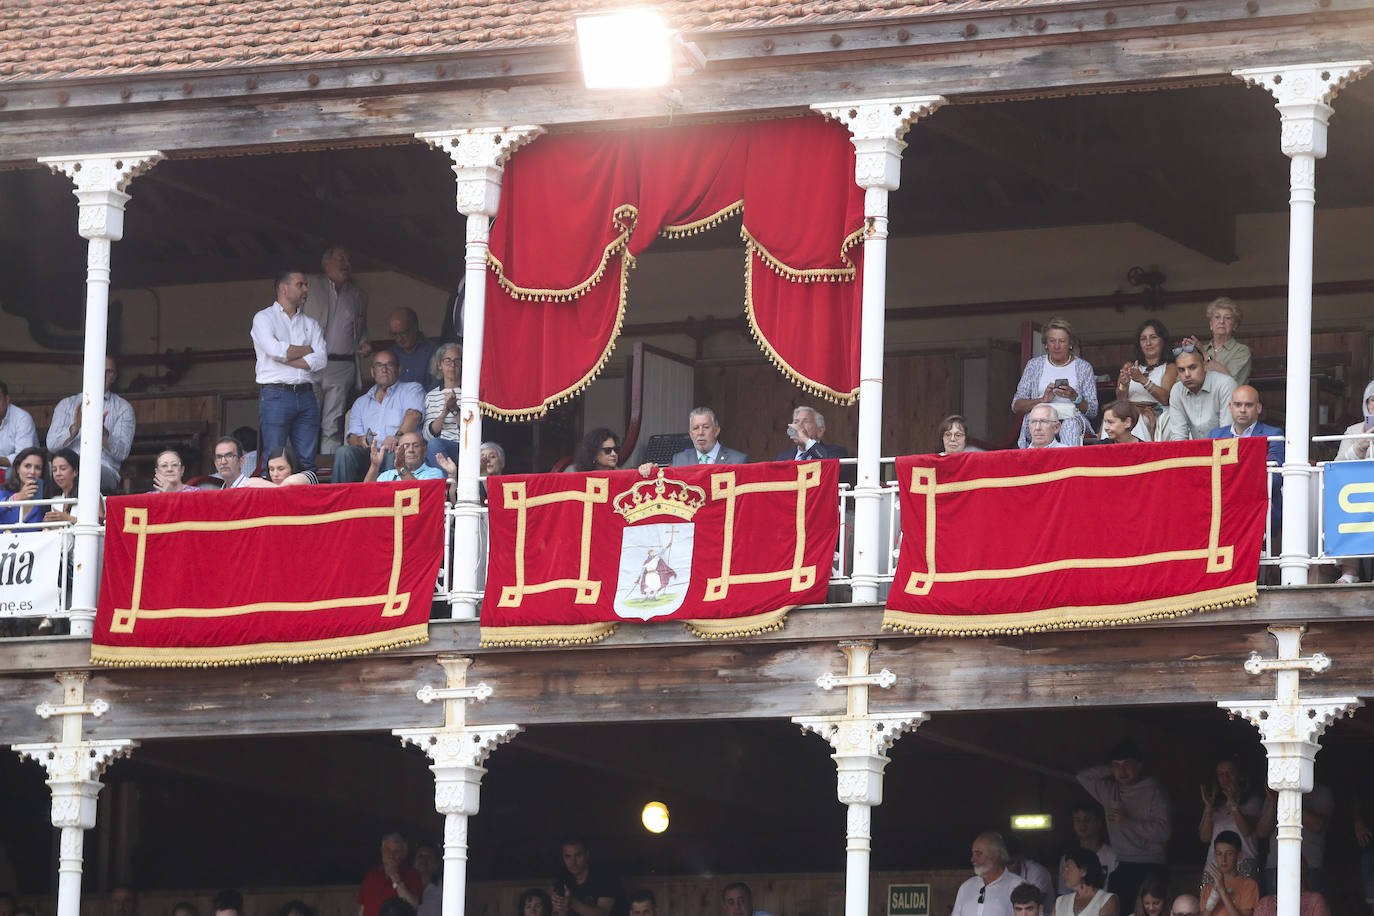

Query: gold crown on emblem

[612,470,707,523]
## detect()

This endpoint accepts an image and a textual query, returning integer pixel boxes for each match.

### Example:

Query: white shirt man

[252,270,327,471]
[0,380,37,470]
[47,356,136,492]
[952,833,1027,916]
[1023,403,1067,448]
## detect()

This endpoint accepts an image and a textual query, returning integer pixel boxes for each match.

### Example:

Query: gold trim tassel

[684,606,792,639]
[478,622,618,647]
[881,582,1257,637]
[90,624,430,668]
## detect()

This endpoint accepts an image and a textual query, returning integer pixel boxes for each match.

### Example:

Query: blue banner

[1323,460,1374,556]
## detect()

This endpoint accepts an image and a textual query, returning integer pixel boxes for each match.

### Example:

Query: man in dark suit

[670,407,749,466]
[1208,384,1284,541]
[1206,385,1284,465]
[774,405,849,461]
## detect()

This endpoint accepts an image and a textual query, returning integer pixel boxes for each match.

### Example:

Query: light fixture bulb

[575,10,673,89]
[641,801,670,833]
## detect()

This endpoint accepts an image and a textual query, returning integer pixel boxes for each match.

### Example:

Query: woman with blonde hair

[1012,317,1098,447]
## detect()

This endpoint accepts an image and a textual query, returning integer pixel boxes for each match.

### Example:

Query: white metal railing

[12,435,1374,638]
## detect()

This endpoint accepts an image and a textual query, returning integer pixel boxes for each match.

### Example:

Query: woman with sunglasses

[571,427,621,472]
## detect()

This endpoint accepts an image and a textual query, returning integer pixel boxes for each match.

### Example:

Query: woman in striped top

[423,342,463,469]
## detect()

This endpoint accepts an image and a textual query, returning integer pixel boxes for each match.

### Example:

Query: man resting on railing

[365,431,444,483]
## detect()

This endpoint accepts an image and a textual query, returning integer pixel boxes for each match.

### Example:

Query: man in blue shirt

[367,432,445,482]
[333,350,425,482]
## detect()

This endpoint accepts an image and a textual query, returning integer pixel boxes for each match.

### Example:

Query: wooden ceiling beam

[926,107,1238,262]
[144,161,455,288]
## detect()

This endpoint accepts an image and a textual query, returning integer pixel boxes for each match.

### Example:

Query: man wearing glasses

[1022,403,1067,449]
[333,350,425,483]
[213,437,252,489]
[952,832,1027,916]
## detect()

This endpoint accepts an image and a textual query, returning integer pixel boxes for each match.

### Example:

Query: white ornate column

[394,655,521,916]
[415,127,543,618]
[1219,626,1362,916]
[1232,62,1370,584]
[12,673,137,916]
[794,641,926,916]
[811,99,945,603]
[37,151,163,635]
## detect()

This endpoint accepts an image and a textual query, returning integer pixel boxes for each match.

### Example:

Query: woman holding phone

[1012,317,1098,447]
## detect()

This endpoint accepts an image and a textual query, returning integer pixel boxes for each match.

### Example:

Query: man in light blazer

[671,407,749,466]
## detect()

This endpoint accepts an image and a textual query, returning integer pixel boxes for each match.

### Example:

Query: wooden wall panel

[698,352,960,462]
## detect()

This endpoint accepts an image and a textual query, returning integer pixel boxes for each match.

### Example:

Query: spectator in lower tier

[1201,831,1258,916]
[1056,847,1118,916]
[358,832,422,916]
[1076,742,1171,909]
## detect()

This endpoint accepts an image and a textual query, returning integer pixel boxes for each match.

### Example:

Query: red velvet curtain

[482,116,865,418]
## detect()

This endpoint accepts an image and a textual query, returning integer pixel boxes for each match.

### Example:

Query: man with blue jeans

[252,270,326,471]
[332,349,425,483]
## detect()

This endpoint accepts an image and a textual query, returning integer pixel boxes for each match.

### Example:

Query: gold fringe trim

[880,582,1257,637]
[478,622,618,647]
[741,224,859,283]
[90,624,430,668]
[660,200,743,238]
[487,204,639,302]
[479,250,635,421]
[743,248,858,405]
[683,606,792,639]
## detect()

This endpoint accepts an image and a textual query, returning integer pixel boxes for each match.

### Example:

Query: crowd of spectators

[5,751,1373,916]
[5,268,1374,590]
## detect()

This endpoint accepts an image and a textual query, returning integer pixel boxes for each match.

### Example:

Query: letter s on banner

[1338,481,1374,533]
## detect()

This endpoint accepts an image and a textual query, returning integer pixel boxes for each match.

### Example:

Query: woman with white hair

[1182,297,1251,386]
[423,342,463,469]
[1012,317,1098,448]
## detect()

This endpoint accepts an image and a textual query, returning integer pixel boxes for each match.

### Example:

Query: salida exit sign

[888,885,930,916]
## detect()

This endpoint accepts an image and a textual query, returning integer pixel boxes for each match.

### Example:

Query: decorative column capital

[416,126,544,217]
[811,96,946,190]
[1218,626,1362,793]
[11,672,136,830]
[1234,61,1371,158]
[37,151,163,240]
[795,640,926,807]
[394,655,521,817]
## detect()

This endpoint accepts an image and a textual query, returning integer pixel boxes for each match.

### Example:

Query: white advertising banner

[0,528,63,617]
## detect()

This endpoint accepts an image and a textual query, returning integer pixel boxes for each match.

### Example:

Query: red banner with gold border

[883,439,1268,636]
[92,481,445,667]
[480,462,838,646]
